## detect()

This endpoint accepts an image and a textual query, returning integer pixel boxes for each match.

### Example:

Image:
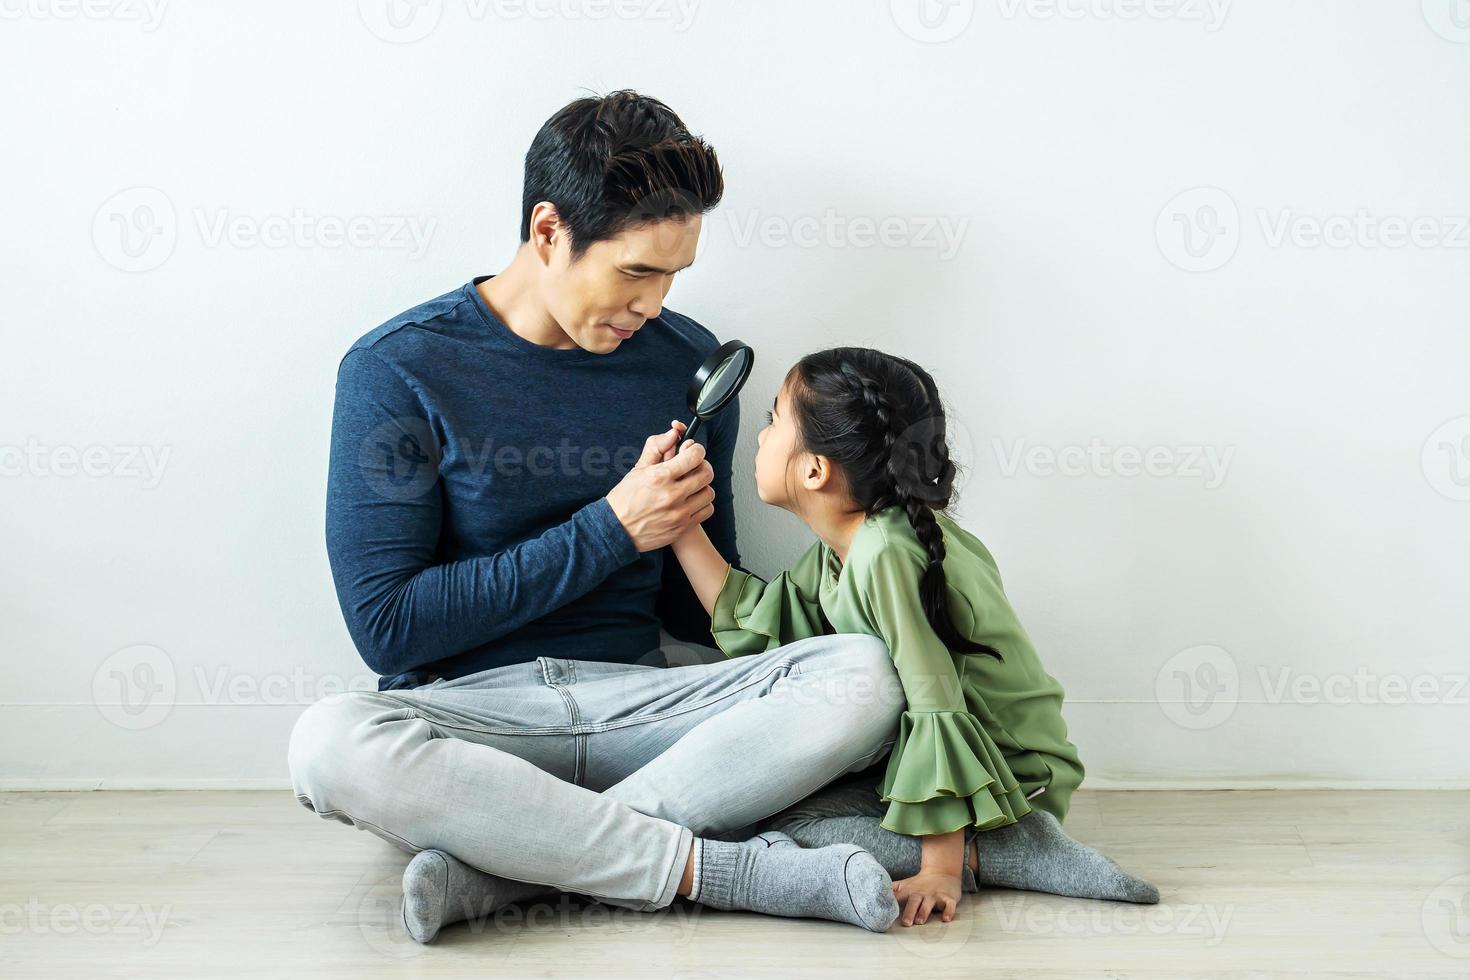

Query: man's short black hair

[520,90,724,259]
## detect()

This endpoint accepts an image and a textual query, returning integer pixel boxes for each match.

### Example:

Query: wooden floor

[3,789,1467,978]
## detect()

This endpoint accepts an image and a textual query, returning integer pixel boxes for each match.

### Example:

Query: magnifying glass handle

[682,416,704,446]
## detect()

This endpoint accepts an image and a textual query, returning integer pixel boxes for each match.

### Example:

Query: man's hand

[892,869,963,926]
[606,422,715,552]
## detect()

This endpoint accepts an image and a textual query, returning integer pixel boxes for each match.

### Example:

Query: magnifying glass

[681,339,754,445]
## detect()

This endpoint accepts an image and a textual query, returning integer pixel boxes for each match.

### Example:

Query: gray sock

[762,808,1157,903]
[401,849,562,944]
[759,814,980,893]
[973,809,1160,904]
[692,834,900,932]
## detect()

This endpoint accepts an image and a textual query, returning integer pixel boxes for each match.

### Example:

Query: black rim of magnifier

[686,339,753,417]
[681,339,753,446]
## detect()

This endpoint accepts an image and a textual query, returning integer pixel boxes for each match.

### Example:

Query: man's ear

[528,202,562,263]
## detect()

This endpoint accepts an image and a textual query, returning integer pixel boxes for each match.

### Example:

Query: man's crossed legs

[287,633,906,939]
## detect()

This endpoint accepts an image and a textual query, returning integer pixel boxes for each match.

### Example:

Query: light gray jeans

[287,633,904,912]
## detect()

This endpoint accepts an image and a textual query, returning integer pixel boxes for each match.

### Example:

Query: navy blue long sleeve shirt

[325,275,741,690]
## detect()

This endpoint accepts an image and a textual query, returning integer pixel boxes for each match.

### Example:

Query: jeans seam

[296,794,589,898]
[294,794,423,851]
[751,732,899,828]
[540,663,587,786]
[570,658,807,735]
[413,658,808,741]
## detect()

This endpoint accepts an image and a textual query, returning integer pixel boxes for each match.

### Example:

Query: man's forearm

[329,497,637,675]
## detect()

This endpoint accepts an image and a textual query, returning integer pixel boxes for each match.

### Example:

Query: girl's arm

[671,523,729,617]
[896,828,967,925]
[919,828,967,879]
[661,427,733,617]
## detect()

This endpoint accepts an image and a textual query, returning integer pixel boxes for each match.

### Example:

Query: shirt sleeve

[324,348,640,677]
[856,546,1034,837]
[708,539,828,656]
[656,392,742,647]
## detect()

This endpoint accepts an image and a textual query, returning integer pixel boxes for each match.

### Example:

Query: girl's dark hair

[520,89,724,259]
[786,347,1002,660]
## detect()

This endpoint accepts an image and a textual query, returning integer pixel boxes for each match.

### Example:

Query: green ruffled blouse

[711,506,1085,838]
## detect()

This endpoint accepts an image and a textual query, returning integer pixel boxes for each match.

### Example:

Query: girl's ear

[801,452,833,491]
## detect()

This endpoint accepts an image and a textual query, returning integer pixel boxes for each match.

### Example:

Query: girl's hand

[659,420,689,463]
[892,869,963,926]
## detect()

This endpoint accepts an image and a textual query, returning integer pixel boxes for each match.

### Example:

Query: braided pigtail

[790,349,1001,660]
[893,484,1000,660]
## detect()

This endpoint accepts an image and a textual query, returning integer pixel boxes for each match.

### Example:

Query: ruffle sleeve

[710,544,828,658]
[875,709,1034,836]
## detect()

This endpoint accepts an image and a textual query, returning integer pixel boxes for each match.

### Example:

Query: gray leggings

[755,761,982,892]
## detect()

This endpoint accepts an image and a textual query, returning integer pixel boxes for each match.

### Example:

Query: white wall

[3,0,1466,788]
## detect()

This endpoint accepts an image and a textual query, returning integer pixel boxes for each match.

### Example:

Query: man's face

[542,216,702,354]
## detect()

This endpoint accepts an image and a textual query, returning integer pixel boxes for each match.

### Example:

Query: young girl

[670,346,1159,926]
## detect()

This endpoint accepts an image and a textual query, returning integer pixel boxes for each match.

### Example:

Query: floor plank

[3,789,1467,978]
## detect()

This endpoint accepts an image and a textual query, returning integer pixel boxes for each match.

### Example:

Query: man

[287,91,908,940]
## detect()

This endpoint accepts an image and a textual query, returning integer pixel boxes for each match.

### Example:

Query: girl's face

[754,378,802,508]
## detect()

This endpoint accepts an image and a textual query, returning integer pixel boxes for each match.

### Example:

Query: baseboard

[0,778,295,791]
[4,776,1468,792]
[1080,776,1470,791]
